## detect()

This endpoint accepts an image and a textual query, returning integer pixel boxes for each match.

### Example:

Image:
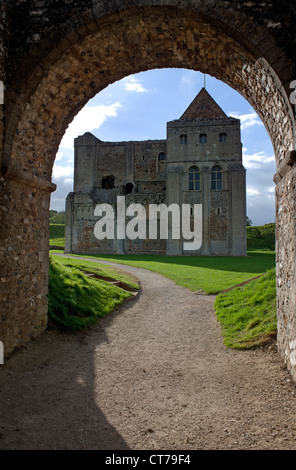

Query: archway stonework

[0,1,295,377]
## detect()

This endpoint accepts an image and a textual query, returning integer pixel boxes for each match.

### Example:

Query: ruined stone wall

[0,177,52,353]
[66,191,120,254]
[0,1,8,165]
[66,136,167,255]
[209,191,229,240]
[3,7,294,180]
[275,162,296,381]
[95,143,127,190]
[2,2,294,178]
[5,1,296,94]
[134,141,166,182]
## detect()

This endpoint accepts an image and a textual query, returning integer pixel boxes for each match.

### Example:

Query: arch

[158,152,166,161]
[1,3,296,379]
[3,4,294,174]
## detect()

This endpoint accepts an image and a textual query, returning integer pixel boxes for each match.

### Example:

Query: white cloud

[52,165,74,179]
[229,111,263,130]
[243,146,276,224]
[247,188,260,196]
[59,102,121,149]
[56,151,64,161]
[124,75,147,93]
[243,150,275,169]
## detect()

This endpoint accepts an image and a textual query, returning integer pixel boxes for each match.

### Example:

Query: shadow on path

[0,308,131,450]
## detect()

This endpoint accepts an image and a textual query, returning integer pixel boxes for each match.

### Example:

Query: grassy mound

[52,254,139,291]
[214,268,276,349]
[48,256,133,331]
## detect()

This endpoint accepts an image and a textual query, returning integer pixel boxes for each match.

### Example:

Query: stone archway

[0,2,295,377]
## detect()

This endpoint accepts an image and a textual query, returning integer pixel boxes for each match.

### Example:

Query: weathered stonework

[0,176,53,353]
[0,1,295,376]
[66,89,246,256]
[275,160,296,381]
[66,134,167,254]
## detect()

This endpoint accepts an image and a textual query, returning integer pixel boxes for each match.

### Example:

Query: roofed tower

[180,87,227,120]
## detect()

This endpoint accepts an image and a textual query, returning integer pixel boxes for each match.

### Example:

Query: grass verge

[48,256,137,331]
[52,254,139,290]
[214,268,276,349]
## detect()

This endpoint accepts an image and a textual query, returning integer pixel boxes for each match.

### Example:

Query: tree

[50,211,65,224]
[246,216,253,226]
[49,210,58,219]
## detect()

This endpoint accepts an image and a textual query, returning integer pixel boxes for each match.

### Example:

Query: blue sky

[51,68,276,226]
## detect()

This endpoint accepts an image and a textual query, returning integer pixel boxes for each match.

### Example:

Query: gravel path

[1,258,296,450]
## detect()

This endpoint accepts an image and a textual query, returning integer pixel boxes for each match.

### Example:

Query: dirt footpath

[1,260,296,450]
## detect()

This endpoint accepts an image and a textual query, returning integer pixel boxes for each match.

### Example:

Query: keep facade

[65,88,247,256]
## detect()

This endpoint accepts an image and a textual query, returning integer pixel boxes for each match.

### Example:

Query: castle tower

[166,88,246,256]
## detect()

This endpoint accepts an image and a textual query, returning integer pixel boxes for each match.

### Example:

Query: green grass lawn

[55,251,275,294]
[49,224,65,247]
[214,268,276,349]
[48,255,138,331]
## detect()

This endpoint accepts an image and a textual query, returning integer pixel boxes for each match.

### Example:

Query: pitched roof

[180,87,227,120]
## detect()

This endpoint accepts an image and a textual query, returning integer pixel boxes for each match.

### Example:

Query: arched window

[158,152,166,161]
[211,165,222,190]
[199,134,207,144]
[188,166,200,191]
[219,132,227,143]
[180,134,187,144]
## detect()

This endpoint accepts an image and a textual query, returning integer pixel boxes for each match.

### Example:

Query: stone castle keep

[65,88,247,256]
